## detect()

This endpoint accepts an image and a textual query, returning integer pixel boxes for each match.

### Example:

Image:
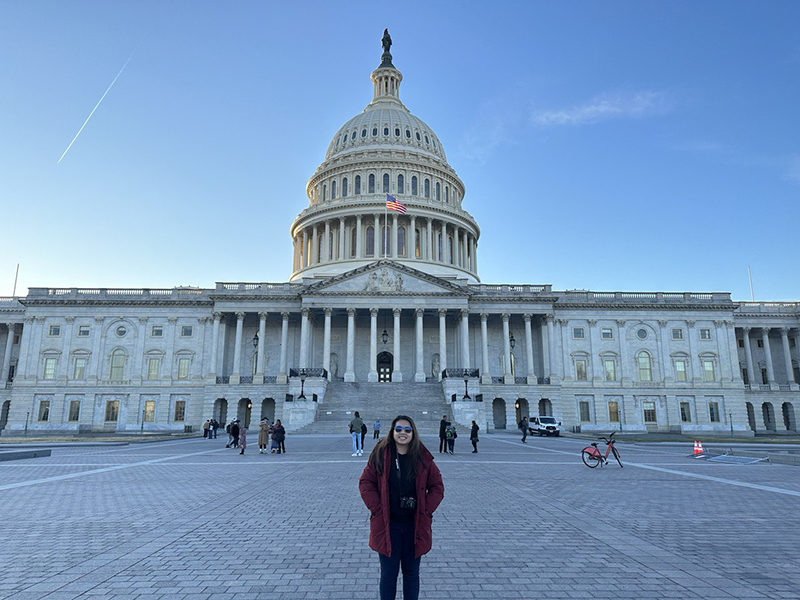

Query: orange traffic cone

[697,440,704,455]
[693,440,702,456]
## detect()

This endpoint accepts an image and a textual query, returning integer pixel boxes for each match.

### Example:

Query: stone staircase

[294,381,453,434]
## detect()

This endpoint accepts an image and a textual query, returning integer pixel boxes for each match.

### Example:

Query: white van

[529,415,562,437]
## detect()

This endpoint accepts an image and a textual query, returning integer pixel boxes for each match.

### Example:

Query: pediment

[304,261,467,296]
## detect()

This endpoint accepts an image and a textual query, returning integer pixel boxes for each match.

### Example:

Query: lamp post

[381,328,389,345]
[729,411,734,438]
[141,407,145,433]
[509,333,516,350]
[463,377,471,400]
[298,371,307,400]
[24,410,29,437]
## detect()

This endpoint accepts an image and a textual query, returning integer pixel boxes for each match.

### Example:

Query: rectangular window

[43,357,56,380]
[742,368,749,385]
[643,401,657,423]
[579,401,591,422]
[699,328,711,340]
[703,360,715,382]
[13,334,20,344]
[151,325,163,337]
[174,400,186,422]
[601,328,613,340]
[794,366,800,384]
[680,401,691,422]
[672,328,683,340]
[78,325,90,337]
[68,400,81,422]
[110,353,125,381]
[709,402,720,423]
[737,338,744,348]
[48,325,60,337]
[105,400,119,422]
[761,368,768,384]
[608,401,620,423]
[180,326,193,337]
[675,360,687,382]
[177,358,190,380]
[73,357,87,380]
[38,400,50,421]
[603,359,616,381]
[573,327,585,340]
[575,359,588,381]
[790,337,796,348]
[638,356,652,381]
[147,358,160,380]
[757,339,763,348]
[144,400,156,422]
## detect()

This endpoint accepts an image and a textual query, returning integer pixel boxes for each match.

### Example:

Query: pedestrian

[203,420,210,438]
[230,420,240,449]
[350,411,364,457]
[269,421,278,453]
[239,425,247,455]
[225,420,234,447]
[519,416,528,443]
[373,419,381,439]
[210,419,218,438]
[274,419,286,454]
[258,417,270,454]
[361,420,368,450]
[438,415,447,454]
[359,415,444,600]
[470,420,479,453]
[444,421,457,454]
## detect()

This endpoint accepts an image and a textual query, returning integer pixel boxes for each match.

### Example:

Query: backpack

[226,423,231,434]
[445,426,456,440]
[361,423,367,435]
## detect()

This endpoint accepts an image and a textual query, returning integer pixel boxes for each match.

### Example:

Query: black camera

[399,496,416,509]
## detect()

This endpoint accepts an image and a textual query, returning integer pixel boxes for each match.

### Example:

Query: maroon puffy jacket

[358,444,444,558]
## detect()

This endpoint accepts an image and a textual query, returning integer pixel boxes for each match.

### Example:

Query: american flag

[385,194,407,213]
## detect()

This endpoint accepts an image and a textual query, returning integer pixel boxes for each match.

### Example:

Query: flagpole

[384,200,388,259]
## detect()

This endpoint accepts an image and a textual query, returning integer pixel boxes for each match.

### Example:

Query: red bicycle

[581,432,623,468]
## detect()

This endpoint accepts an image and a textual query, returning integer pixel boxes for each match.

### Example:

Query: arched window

[361,128,366,138]
[405,129,411,138]
[395,127,400,136]
[438,233,443,261]
[342,177,348,197]
[424,179,430,198]
[448,235,454,263]
[372,127,378,136]
[317,235,323,262]
[415,228,421,257]
[328,231,334,260]
[350,227,357,258]
[397,174,404,194]
[110,349,125,381]
[366,226,375,256]
[397,226,406,256]
[369,174,375,193]
[331,180,337,199]
[435,182,441,201]
[637,352,653,381]
[355,175,361,195]
[445,186,449,203]
[323,184,327,202]
[383,173,390,193]
[381,226,391,255]
[351,131,356,140]
[411,176,418,196]
[383,126,389,136]
[416,132,421,141]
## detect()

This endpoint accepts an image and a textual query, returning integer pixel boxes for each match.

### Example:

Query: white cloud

[532,90,672,127]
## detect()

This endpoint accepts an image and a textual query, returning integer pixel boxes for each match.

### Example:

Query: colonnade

[739,326,800,387]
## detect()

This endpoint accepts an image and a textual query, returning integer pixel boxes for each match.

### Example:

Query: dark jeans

[277,440,286,453]
[471,439,478,452]
[379,521,420,600]
[521,428,528,442]
[374,430,380,439]
[447,439,455,453]
[439,437,446,453]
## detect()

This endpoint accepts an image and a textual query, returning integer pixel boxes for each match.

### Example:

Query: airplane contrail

[57,45,140,164]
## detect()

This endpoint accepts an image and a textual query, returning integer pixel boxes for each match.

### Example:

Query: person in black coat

[229,420,240,448]
[470,420,480,453]
[438,415,448,454]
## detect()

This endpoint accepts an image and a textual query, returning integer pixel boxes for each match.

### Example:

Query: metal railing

[441,368,479,379]
[289,368,328,378]
[216,376,230,384]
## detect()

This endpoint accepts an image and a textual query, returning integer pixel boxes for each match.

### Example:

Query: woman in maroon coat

[359,415,444,600]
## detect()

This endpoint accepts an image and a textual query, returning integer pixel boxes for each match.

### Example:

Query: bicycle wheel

[611,446,623,468]
[581,449,601,468]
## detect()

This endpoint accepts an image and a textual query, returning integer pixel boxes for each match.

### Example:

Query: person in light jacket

[258,417,270,454]
[359,415,444,600]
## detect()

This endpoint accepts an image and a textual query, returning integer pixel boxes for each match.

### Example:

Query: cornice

[555,302,735,311]
[21,299,214,308]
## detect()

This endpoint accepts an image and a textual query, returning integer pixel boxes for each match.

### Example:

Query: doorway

[538,398,552,416]
[515,398,530,425]
[746,402,756,431]
[214,398,228,426]
[782,402,796,432]
[262,398,276,423]
[492,398,506,429]
[762,402,776,431]
[239,398,252,428]
[0,400,9,434]
[377,351,393,382]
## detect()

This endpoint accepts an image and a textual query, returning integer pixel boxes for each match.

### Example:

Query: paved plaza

[1,433,799,600]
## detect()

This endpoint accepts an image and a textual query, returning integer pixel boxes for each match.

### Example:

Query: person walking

[258,417,270,454]
[274,420,286,454]
[202,420,210,438]
[470,420,479,453]
[238,425,247,455]
[359,415,444,600]
[269,420,278,453]
[373,419,381,439]
[438,415,448,454]
[519,416,529,443]
[210,419,218,438]
[225,420,234,447]
[350,411,365,457]
[230,420,240,449]
[361,421,368,450]
[444,421,457,455]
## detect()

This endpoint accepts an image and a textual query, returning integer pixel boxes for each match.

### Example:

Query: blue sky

[1,1,798,300]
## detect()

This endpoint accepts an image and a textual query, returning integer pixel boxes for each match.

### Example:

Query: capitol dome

[289,32,480,283]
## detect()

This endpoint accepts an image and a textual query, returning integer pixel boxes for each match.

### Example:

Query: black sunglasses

[394,426,413,432]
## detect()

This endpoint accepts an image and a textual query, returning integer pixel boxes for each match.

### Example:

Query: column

[393,308,402,381]
[323,220,330,262]
[686,320,699,383]
[339,217,346,260]
[88,317,104,382]
[391,215,398,259]
[356,215,363,259]
[502,314,513,384]
[345,308,356,382]
[256,312,267,383]
[780,328,797,388]
[461,230,468,268]
[230,312,244,383]
[373,213,380,258]
[543,315,554,380]
[410,216,417,259]
[438,309,447,380]
[433,223,439,262]
[59,317,75,381]
[132,317,147,384]
[472,238,478,272]
[524,314,536,384]
[426,218,433,261]
[210,313,221,377]
[480,314,490,384]
[415,309,425,382]
[299,308,310,369]
[301,229,308,267]
[2,324,15,383]
[714,320,731,382]
[743,327,755,386]
[368,309,378,382]
[616,320,628,384]
[762,328,776,385]
[311,225,319,265]
[278,312,289,384]
[460,309,470,369]
[658,320,672,384]
[323,308,332,380]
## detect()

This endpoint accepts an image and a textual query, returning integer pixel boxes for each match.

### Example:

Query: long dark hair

[367,415,422,476]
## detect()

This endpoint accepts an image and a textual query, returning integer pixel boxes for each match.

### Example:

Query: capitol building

[1,35,798,437]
